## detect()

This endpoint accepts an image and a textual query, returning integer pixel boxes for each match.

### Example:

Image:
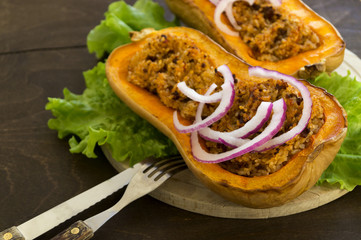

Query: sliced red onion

[268,0,282,7]
[198,101,273,143]
[210,0,221,5]
[248,66,312,151]
[225,1,242,31]
[173,65,235,133]
[211,0,280,7]
[214,0,240,36]
[219,99,285,148]
[192,82,239,142]
[213,0,281,35]
[218,136,248,148]
[231,101,273,138]
[177,82,222,103]
[194,83,219,121]
[215,0,256,35]
[191,99,286,163]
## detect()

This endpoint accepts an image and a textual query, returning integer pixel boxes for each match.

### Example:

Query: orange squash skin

[106,27,347,208]
[165,0,345,77]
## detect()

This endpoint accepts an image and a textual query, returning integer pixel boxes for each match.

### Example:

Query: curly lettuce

[46,62,178,166]
[87,0,178,58]
[311,72,361,191]
[46,0,179,166]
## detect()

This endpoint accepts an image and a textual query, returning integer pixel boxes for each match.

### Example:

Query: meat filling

[231,0,321,62]
[128,33,324,177]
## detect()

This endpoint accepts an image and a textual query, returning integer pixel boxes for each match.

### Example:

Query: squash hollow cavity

[228,0,321,62]
[127,32,325,177]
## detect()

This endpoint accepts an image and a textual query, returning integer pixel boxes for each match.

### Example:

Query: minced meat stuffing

[128,33,325,177]
[231,0,321,62]
[128,34,223,120]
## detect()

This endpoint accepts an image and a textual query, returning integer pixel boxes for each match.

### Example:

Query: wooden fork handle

[50,221,94,240]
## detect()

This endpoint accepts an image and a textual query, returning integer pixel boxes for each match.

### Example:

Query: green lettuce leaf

[46,62,178,166]
[47,0,179,166]
[87,0,178,58]
[310,72,361,190]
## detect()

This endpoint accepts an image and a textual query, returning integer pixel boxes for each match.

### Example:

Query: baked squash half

[165,0,345,77]
[106,27,347,208]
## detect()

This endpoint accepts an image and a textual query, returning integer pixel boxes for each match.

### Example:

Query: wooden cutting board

[104,49,360,219]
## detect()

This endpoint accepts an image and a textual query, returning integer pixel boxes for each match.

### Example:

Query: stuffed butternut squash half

[165,0,345,78]
[106,27,347,208]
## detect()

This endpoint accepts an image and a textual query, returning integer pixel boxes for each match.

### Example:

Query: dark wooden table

[0,0,360,239]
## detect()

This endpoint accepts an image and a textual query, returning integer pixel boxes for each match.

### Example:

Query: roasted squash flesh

[165,0,345,77]
[106,27,347,208]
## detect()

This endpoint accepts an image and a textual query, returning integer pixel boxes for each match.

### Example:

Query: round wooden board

[104,49,360,219]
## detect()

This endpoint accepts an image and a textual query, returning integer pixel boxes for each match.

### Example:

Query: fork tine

[143,155,184,175]
[153,161,187,181]
[141,155,186,181]
[143,155,183,170]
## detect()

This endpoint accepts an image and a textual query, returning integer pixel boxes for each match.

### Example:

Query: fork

[51,155,186,240]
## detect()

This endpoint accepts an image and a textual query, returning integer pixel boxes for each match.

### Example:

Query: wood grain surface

[0,0,360,239]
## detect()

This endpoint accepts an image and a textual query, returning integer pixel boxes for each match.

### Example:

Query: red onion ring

[173,64,310,163]
[173,65,235,133]
[225,0,243,31]
[193,84,250,147]
[268,0,282,7]
[231,101,273,138]
[213,0,282,35]
[210,0,221,5]
[198,101,273,143]
[177,82,222,103]
[214,0,240,36]
[218,99,286,148]
[211,0,280,7]
[191,99,286,163]
[248,66,312,151]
